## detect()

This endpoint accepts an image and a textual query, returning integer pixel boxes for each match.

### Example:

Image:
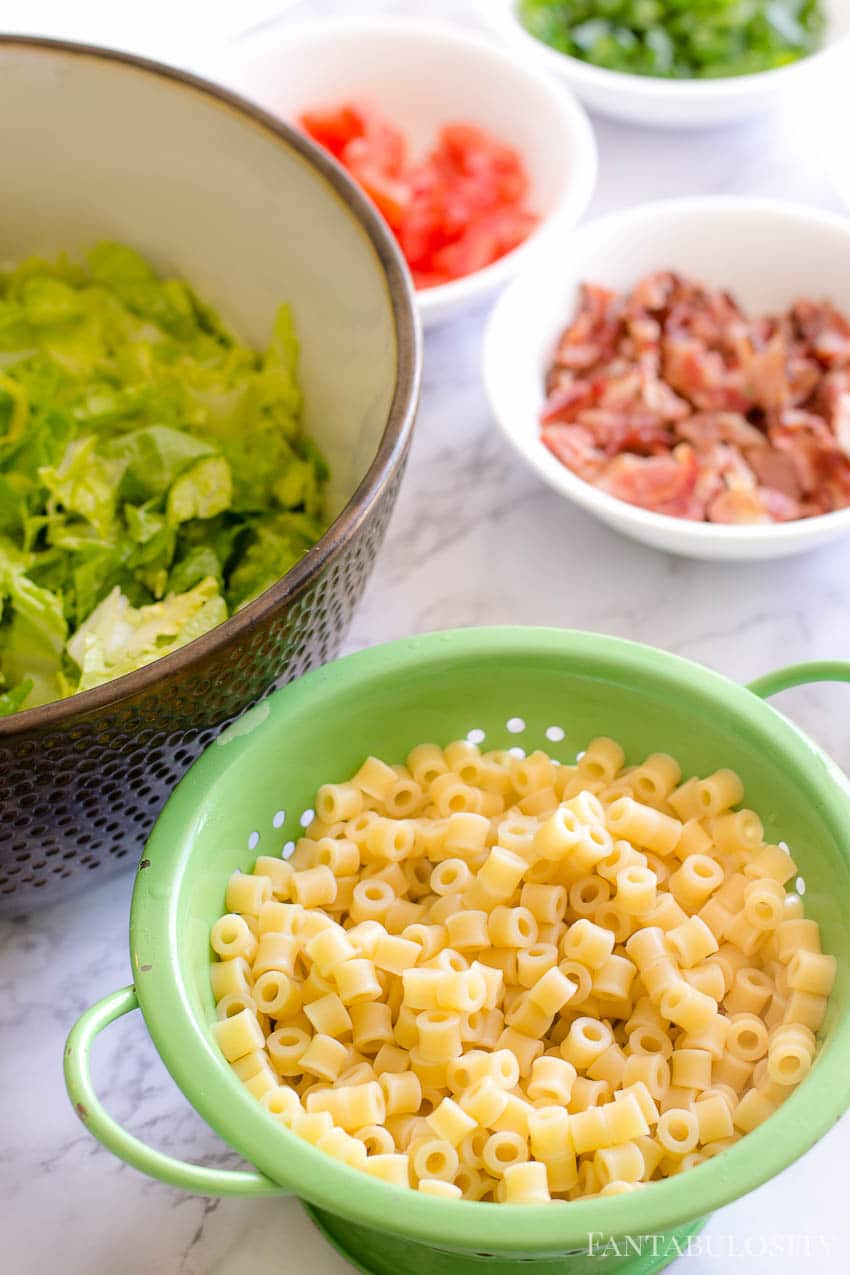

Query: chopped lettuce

[67,577,227,691]
[0,244,328,713]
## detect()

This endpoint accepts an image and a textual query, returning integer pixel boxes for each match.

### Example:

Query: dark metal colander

[0,37,420,914]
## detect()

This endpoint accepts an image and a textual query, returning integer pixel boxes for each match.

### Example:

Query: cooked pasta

[209,736,834,1203]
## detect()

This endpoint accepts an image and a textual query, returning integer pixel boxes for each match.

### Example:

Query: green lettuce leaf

[0,678,32,715]
[39,435,126,538]
[101,425,215,503]
[166,455,232,525]
[0,568,68,708]
[227,512,323,610]
[0,244,328,713]
[67,576,227,691]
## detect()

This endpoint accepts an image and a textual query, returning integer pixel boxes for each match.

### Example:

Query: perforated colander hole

[466,728,486,745]
[508,747,525,759]
[576,750,586,761]
[273,810,286,829]
[506,717,525,734]
[282,841,296,859]
[796,876,806,895]
[779,841,790,853]
[247,831,260,851]
[299,809,315,829]
[545,725,565,742]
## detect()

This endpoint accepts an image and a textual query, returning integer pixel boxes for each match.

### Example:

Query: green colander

[65,628,850,1275]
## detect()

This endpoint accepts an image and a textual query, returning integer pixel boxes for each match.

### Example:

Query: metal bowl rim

[0,33,421,738]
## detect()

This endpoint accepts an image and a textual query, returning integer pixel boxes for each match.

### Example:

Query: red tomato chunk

[299,104,538,287]
[540,272,850,524]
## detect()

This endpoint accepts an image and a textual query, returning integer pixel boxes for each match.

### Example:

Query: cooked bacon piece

[663,338,749,413]
[597,369,643,411]
[769,419,840,494]
[551,282,619,371]
[538,271,850,524]
[629,271,677,312]
[741,331,789,412]
[678,412,766,451]
[639,359,690,421]
[746,447,802,500]
[786,354,821,406]
[707,489,771,524]
[627,313,661,354]
[599,444,697,514]
[575,409,672,456]
[759,488,803,521]
[540,424,605,482]
[793,300,850,367]
[540,379,597,424]
[777,408,835,436]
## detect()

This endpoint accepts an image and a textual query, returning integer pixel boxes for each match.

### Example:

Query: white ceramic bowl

[480,0,850,129]
[483,196,850,561]
[212,17,597,326]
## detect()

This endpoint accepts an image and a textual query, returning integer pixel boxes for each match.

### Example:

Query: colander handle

[747,660,850,700]
[64,985,290,1197]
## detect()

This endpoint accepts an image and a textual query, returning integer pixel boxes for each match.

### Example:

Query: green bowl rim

[132,627,850,1250]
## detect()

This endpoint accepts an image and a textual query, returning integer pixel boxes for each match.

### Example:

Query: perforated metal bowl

[0,37,420,914]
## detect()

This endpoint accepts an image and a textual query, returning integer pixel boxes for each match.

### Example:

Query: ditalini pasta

[209,737,835,1203]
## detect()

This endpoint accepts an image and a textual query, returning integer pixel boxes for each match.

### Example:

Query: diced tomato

[344,118,407,179]
[299,104,366,160]
[345,159,410,231]
[296,102,538,288]
[432,208,538,280]
[411,269,454,290]
[397,195,446,269]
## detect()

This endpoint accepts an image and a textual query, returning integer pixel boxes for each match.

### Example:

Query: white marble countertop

[3,2,850,1272]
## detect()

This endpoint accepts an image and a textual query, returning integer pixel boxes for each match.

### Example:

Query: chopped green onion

[518,0,824,79]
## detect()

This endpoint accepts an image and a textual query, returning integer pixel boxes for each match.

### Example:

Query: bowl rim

[133,626,850,1250]
[481,0,848,101]
[217,13,598,321]
[0,33,421,739]
[483,194,850,552]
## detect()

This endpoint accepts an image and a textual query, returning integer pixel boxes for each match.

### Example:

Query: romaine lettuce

[0,244,327,713]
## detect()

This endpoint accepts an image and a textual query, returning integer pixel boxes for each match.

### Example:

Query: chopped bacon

[538,270,850,524]
[540,424,605,482]
[786,354,821,406]
[760,488,803,522]
[540,379,597,424]
[627,314,661,354]
[575,409,672,456]
[746,447,802,500]
[793,300,850,367]
[830,392,850,461]
[741,332,788,412]
[707,489,771,525]
[639,359,690,421]
[678,412,766,451]
[599,444,697,515]
[551,282,619,371]
[629,271,678,312]
[597,369,643,411]
[663,338,749,413]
